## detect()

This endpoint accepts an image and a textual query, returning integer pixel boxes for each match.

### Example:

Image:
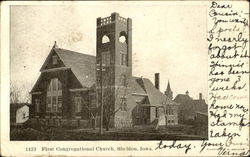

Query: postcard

[1,0,249,156]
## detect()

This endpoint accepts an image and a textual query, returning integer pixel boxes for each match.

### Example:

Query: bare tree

[83,100,99,130]
[102,74,129,131]
[10,81,21,104]
[10,81,31,104]
[22,88,31,103]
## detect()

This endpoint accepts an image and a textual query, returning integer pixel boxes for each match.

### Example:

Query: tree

[83,96,99,130]
[10,81,21,103]
[10,81,31,104]
[102,74,129,131]
[22,88,31,103]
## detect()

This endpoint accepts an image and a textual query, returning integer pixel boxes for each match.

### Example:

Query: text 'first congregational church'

[30,13,179,129]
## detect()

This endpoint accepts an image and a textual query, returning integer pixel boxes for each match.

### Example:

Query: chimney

[199,93,202,100]
[186,90,189,96]
[155,73,160,90]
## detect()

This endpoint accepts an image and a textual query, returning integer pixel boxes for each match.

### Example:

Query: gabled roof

[40,48,96,89]
[55,48,96,88]
[174,94,192,102]
[30,74,42,93]
[129,77,178,107]
[174,93,208,113]
[142,78,177,106]
[32,46,177,108]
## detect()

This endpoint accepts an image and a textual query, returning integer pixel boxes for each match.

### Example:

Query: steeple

[165,80,173,100]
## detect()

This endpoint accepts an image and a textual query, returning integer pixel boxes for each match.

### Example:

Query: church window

[35,99,40,112]
[102,35,110,44]
[48,82,52,91]
[119,31,127,44]
[52,96,57,112]
[52,79,57,91]
[52,55,58,65]
[166,106,174,115]
[58,96,62,112]
[46,96,52,112]
[46,78,62,112]
[119,35,126,43]
[120,52,127,66]
[74,96,82,112]
[48,78,62,91]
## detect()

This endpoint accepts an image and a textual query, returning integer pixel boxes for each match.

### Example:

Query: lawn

[10,125,208,140]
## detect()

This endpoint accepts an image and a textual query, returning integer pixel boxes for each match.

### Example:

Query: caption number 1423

[26,147,36,151]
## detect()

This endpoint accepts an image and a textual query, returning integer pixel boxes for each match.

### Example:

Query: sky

[10,2,208,101]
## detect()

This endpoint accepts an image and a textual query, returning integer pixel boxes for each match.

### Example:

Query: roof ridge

[56,48,95,57]
[54,48,96,88]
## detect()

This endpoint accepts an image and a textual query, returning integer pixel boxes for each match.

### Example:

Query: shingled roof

[174,94,207,114]
[54,48,96,88]
[32,46,178,108]
[129,77,178,107]
[40,48,96,89]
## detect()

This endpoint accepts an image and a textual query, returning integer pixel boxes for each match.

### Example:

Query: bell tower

[96,13,132,128]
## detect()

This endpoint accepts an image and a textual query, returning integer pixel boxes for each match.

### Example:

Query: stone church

[30,12,179,128]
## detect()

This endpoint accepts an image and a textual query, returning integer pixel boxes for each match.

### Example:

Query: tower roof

[166,80,172,92]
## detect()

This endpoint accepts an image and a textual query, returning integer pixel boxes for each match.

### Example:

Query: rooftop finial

[53,41,58,48]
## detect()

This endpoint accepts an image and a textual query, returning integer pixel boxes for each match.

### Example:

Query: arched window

[102,35,110,44]
[74,95,82,112]
[47,78,62,112]
[119,31,127,43]
[35,99,40,112]
[119,36,126,43]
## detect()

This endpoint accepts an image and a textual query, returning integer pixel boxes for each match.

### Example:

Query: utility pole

[97,58,105,135]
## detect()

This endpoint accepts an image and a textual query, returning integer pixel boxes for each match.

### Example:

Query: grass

[10,124,208,141]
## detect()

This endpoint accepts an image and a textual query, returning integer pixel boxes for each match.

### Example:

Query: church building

[30,12,179,128]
